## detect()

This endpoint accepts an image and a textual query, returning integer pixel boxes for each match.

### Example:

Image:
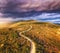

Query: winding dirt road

[19,25,36,53]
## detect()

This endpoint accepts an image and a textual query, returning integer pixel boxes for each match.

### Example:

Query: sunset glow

[0,21,11,29]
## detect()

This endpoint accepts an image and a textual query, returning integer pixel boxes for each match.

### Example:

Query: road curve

[19,25,36,53]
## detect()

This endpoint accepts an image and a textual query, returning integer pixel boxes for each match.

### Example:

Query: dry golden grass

[0,22,10,29]
[0,20,60,53]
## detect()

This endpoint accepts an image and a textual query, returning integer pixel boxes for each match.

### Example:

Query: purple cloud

[0,0,60,12]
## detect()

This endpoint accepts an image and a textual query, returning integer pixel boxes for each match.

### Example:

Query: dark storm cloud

[0,0,60,12]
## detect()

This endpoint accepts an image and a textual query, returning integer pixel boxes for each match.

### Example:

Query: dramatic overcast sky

[0,0,60,12]
[0,0,60,23]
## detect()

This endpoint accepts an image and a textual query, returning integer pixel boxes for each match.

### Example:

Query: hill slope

[0,20,60,53]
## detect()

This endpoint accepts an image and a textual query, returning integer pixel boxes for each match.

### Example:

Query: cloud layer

[0,12,60,24]
[0,0,60,12]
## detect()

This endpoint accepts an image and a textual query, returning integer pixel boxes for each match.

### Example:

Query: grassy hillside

[0,20,60,53]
